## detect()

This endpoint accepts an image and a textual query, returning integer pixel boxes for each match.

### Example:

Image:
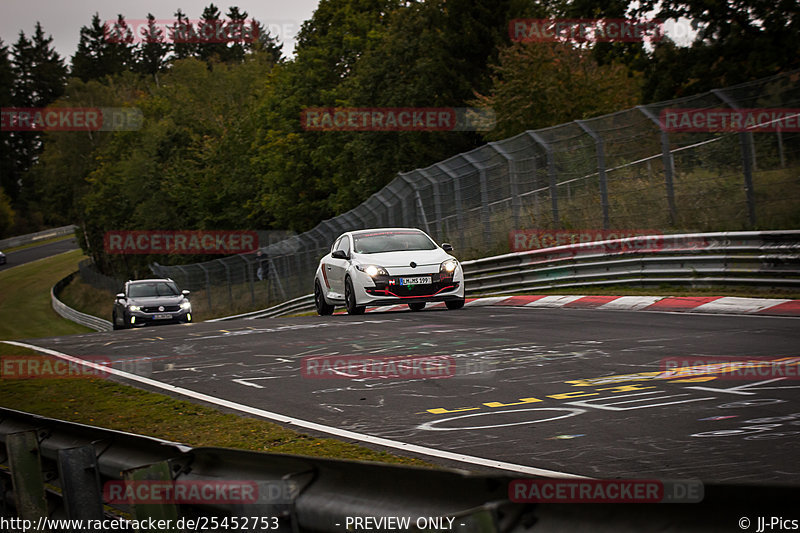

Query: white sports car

[314,228,466,315]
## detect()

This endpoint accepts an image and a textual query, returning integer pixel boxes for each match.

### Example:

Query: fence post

[399,172,432,236]
[416,169,444,239]
[575,120,610,229]
[435,163,465,248]
[198,264,212,310]
[637,105,677,226]
[527,131,560,228]
[461,153,493,250]
[711,89,758,226]
[488,142,521,231]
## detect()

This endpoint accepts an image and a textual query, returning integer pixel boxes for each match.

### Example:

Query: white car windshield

[353,231,437,254]
[128,282,180,298]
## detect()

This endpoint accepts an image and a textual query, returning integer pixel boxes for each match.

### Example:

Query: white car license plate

[400,276,431,285]
[153,314,171,320]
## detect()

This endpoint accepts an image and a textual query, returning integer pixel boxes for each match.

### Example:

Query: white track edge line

[2,340,588,480]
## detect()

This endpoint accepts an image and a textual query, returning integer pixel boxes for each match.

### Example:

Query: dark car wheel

[315,280,335,315]
[344,277,365,315]
[112,310,125,330]
[446,297,465,310]
[408,302,426,311]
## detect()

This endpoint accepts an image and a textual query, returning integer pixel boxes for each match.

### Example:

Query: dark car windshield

[353,231,437,254]
[128,281,180,298]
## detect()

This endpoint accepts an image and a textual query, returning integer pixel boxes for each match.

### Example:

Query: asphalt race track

[22,306,800,483]
[0,237,79,271]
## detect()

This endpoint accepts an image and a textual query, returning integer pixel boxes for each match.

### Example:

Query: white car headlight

[181,301,192,310]
[357,264,388,277]
[128,305,141,312]
[440,259,458,275]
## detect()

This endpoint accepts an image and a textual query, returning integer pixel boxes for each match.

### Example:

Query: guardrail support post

[124,461,180,530]
[57,446,105,521]
[6,431,49,525]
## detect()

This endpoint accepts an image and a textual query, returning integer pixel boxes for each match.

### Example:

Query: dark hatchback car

[0,250,6,265]
[112,279,192,330]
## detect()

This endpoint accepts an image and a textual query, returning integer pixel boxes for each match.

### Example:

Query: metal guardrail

[213,231,800,320]
[0,225,77,250]
[0,407,525,532]
[51,272,113,332]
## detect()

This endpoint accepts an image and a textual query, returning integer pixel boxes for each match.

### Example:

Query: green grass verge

[0,254,434,468]
[0,249,92,340]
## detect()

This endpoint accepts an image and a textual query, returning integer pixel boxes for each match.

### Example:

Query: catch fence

[143,70,800,311]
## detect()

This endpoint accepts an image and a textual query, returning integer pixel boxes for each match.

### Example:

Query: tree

[7,24,67,207]
[0,187,14,237]
[472,41,641,140]
[248,20,283,63]
[71,13,133,82]
[170,9,198,60]
[635,0,800,100]
[105,14,136,74]
[224,6,248,63]
[0,40,17,201]
[250,0,401,231]
[137,13,170,80]
[196,4,227,63]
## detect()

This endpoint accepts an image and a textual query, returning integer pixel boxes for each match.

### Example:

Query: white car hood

[352,248,452,268]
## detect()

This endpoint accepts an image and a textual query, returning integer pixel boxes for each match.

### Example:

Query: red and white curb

[351,295,800,317]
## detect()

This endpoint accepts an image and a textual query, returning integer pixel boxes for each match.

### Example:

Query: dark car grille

[142,305,181,313]
[366,277,459,297]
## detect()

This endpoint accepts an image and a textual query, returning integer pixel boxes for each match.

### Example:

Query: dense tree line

[0,0,797,276]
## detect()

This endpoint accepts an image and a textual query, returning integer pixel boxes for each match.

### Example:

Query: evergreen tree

[197,4,227,63]
[0,40,18,201]
[138,13,170,80]
[170,9,198,60]
[224,6,249,63]
[105,14,136,74]
[248,20,283,63]
[71,14,108,82]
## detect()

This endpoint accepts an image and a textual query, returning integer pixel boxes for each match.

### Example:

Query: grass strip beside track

[0,253,433,467]
[0,249,92,339]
